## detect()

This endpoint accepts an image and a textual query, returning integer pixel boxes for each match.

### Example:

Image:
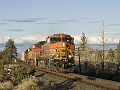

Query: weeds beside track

[18,60,120,90]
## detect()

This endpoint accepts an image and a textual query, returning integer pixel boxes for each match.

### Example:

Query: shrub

[86,67,96,77]
[95,69,107,79]
[16,76,37,90]
[107,72,116,80]
[0,81,13,90]
[112,77,120,82]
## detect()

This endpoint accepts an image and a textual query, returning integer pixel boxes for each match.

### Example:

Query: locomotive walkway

[18,60,120,90]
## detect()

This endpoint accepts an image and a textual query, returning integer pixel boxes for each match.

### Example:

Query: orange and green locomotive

[19,33,76,72]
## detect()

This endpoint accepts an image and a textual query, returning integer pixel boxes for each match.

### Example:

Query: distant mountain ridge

[75,43,118,50]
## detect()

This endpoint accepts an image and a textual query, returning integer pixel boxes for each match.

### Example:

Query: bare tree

[98,22,108,70]
[80,32,88,61]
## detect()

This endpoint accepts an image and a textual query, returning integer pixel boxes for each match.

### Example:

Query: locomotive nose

[62,43,69,48]
[66,44,69,48]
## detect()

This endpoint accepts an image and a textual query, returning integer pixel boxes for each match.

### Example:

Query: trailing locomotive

[18,33,75,72]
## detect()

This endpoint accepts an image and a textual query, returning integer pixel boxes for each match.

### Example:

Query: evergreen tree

[2,50,9,64]
[78,32,92,73]
[116,41,120,64]
[0,51,4,64]
[2,38,17,64]
[79,32,90,61]
[95,49,102,64]
[0,51,2,59]
[80,32,87,51]
[114,41,120,72]
[78,32,88,72]
[107,48,115,63]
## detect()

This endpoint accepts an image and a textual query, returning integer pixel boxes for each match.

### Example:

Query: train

[17,33,76,73]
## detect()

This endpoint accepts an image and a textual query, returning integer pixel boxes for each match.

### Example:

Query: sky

[0,0,120,53]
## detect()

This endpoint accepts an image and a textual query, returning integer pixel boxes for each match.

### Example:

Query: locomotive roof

[35,41,45,45]
[48,33,73,38]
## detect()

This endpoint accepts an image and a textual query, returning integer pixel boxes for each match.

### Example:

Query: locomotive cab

[46,33,75,71]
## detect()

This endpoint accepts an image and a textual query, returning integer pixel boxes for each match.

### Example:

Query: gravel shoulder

[34,70,107,90]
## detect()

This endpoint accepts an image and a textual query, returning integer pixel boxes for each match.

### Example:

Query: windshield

[62,38,73,43]
[50,38,61,44]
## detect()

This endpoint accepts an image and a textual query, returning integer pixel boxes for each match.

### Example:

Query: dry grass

[0,81,13,90]
[0,76,57,90]
[15,76,37,90]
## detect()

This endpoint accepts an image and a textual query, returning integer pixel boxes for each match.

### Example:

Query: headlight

[56,54,59,57]
[62,43,65,47]
[69,55,72,58]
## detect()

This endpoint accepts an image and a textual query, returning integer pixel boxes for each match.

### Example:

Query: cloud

[58,19,78,23]
[0,32,120,53]
[106,24,120,26]
[0,34,47,53]
[72,32,120,44]
[0,36,11,44]
[29,18,48,21]
[4,19,35,22]
[83,21,102,24]
[0,34,47,44]
[0,42,33,53]
[4,18,47,22]
[0,33,119,44]
[37,22,62,24]
[15,34,47,44]
[80,17,90,19]
[0,23,7,25]
[7,29,23,31]
[73,17,90,19]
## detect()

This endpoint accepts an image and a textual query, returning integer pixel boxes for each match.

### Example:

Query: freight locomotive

[18,33,76,72]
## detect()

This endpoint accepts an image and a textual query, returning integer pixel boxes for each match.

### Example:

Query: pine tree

[95,49,102,64]
[107,48,114,63]
[78,32,91,73]
[2,38,17,64]
[116,41,120,64]
[80,32,87,51]
[80,32,90,61]
[0,51,2,59]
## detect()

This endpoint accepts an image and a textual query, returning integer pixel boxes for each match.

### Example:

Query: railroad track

[18,60,120,90]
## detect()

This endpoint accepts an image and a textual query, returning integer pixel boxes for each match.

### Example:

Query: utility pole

[78,47,81,73]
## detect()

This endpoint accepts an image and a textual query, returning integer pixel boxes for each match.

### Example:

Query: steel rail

[18,60,120,90]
